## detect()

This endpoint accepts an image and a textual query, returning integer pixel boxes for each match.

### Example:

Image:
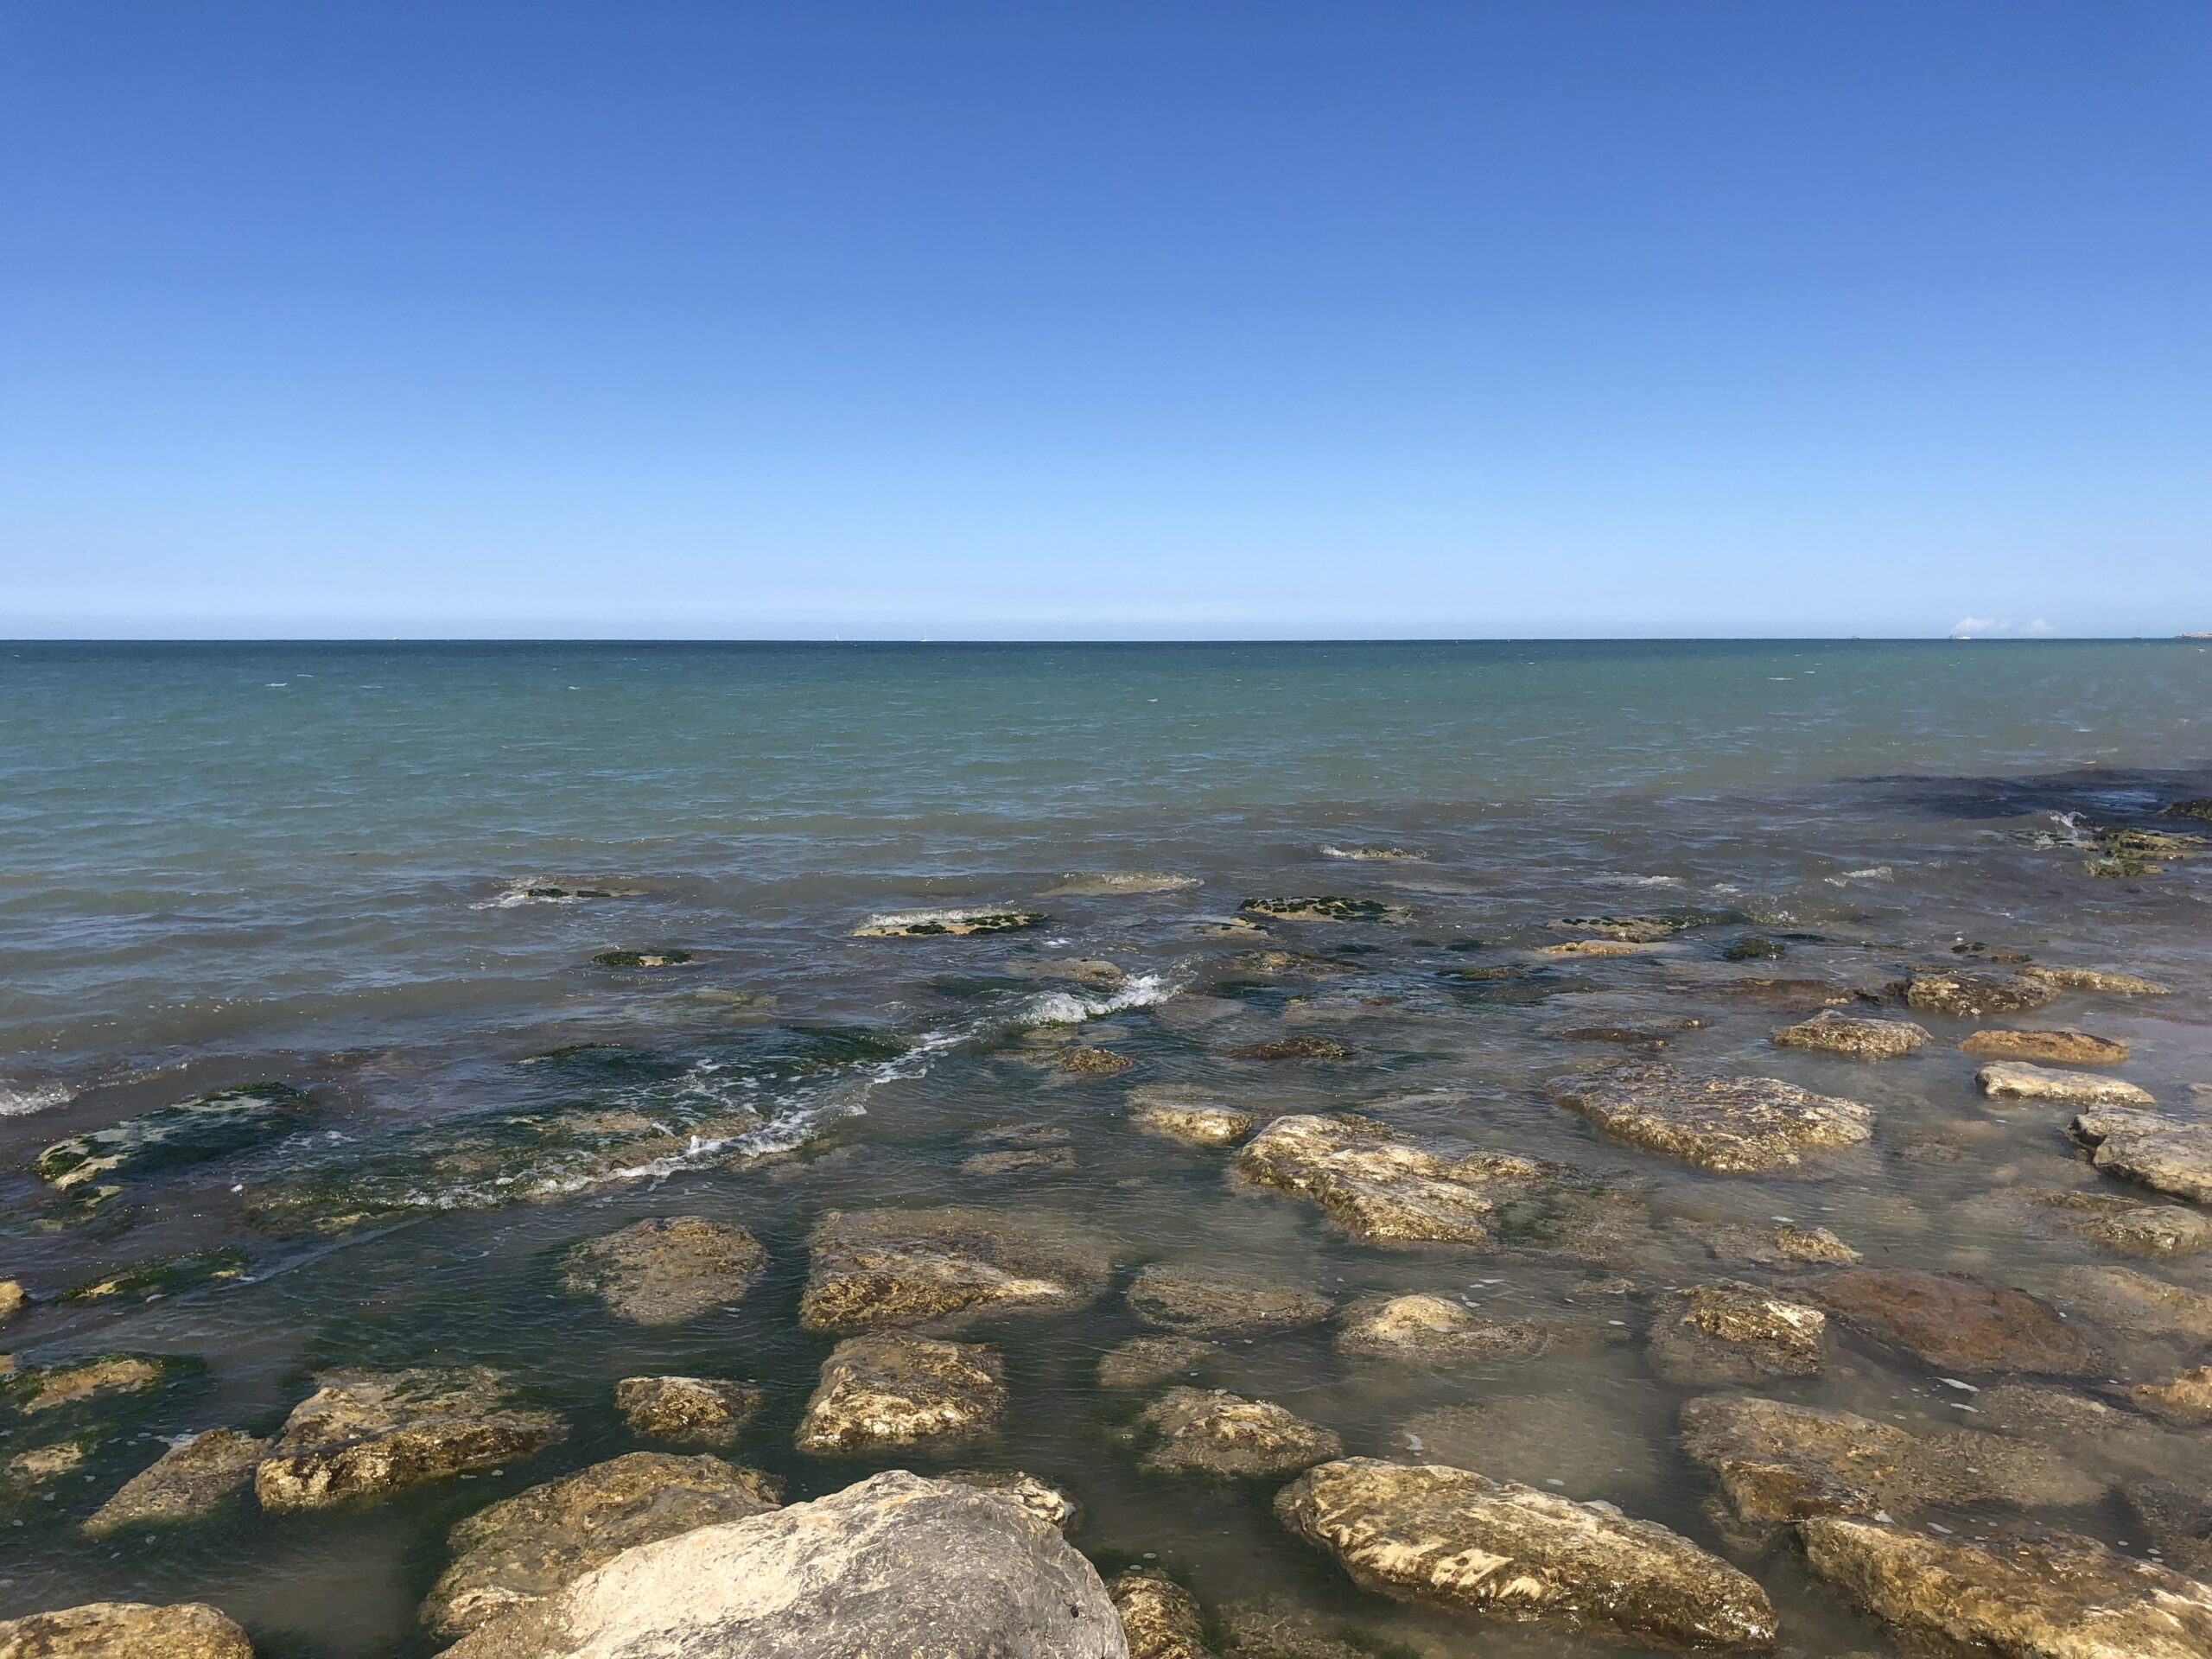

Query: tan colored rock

[255,1366,565,1510]
[1775,1224,1860,1263]
[10,1440,86,1481]
[798,1207,1111,1332]
[1004,957,1127,984]
[1961,1028,2130,1065]
[1773,1012,1930,1059]
[2052,1265,2212,1340]
[961,1147,1077,1176]
[794,1334,1005,1455]
[1127,1264,1332,1337]
[1897,969,2059,1017]
[613,1376,762,1446]
[1226,1036,1353,1062]
[1647,1281,1824,1383]
[560,1216,767,1325]
[0,1281,24,1324]
[0,1602,252,1659]
[1233,1112,1550,1245]
[941,1469,1080,1531]
[1043,873,1198,896]
[1275,1458,1774,1649]
[7,1355,166,1414]
[2072,1109,2212,1204]
[2130,1365,2212,1423]
[1538,939,1658,957]
[1097,1335,1220,1389]
[1137,1388,1341,1478]
[1800,1516,2212,1659]
[85,1428,267,1535]
[2019,963,2173,996]
[1978,1062,2152,1107]
[1820,1268,2100,1375]
[1128,1088,1262,1147]
[1110,1568,1215,1659]
[2031,1190,2212,1256]
[1549,1064,1872,1173]
[1059,1046,1133,1077]
[1334,1294,1551,1363]
[852,906,1047,938]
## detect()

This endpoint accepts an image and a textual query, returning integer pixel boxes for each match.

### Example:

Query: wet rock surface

[1136,1388,1342,1478]
[939,1469,1080,1530]
[560,1217,768,1325]
[613,1376,762,1445]
[853,907,1049,938]
[798,1206,1113,1332]
[794,1334,1007,1454]
[2052,1264,2212,1339]
[1961,1027,2131,1065]
[1127,1263,1332,1337]
[1233,1112,1552,1244]
[1646,1281,1826,1382]
[1334,1294,1553,1363]
[423,1452,779,1639]
[84,1428,266,1535]
[4,1355,171,1414]
[1896,969,2060,1017]
[34,1084,310,1193]
[1549,1064,1874,1173]
[2072,1108,2212,1203]
[1128,1086,1262,1147]
[2027,1190,2212,1255]
[255,1367,566,1510]
[1819,1268,2101,1375]
[2019,963,2173,996]
[1275,1457,1775,1649]
[2129,1365,2212,1422]
[1109,1567,1215,1659]
[1098,1334,1221,1389]
[0,1602,254,1659]
[1978,1062,2153,1106]
[1772,1012,1930,1059]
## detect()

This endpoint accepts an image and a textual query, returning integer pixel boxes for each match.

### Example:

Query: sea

[1,639,2209,1656]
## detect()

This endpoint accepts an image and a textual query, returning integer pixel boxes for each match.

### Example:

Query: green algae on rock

[853,907,1048,937]
[255,1367,566,1510]
[560,1216,768,1325]
[613,1376,763,1445]
[84,1429,267,1536]
[3,1354,180,1415]
[34,1083,311,1192]
[589,948,694,969]
[1240,897,1410,924]
[58,1248,248,1306]
[798,1206,1112,1332]
[795,1333,1007,1455]
[0,1601,255,1659]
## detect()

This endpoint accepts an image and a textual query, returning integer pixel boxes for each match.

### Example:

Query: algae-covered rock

[1896,970,2060,1018]
[1799,1516,2212,1659]
[1110,1567,1215,1659]
[962,1146,1077,1176]
[1059,1046,1134,1077]
[1320,843,1426,861]
[255,1366,565,1510]
[1962,1028,2131,1065]
[439,1470,1123,1659]
[1775,1224,1861,1263]
[4,1354,172,1414]
[1333,1294,1552,1363]
[84,1428,267,1535]
[423,1451,782,1639]
[1548,1063,1873,1173]
[941,1468,1081,1531]
[1225,1036,1352,1062]
[1136,1388,1341,1478]
[1128,1087,1262,1147]
[590,949,693,969]
[1234,1112,1554,1245]
[0,1602,253,1659]
[853,907,1047,938]
[2050,1264,2212,1340]
[1820,1268,2098,1375]
[1979,1063,2152,1107]
[798,1206,1111,1332]
[1538,939,1659,958]
[1240,897,1410,924]
[1556,911,1740,942]
[613,1376,762,1446]
[1275,1457,1775,1649]
[1772,1012,1930,1060]
[2026,1189,2212,1256]
[1679,1394,2101,1526]
[561,1217,768,1325]
[2018,963,2174,996]
[1127,1264,1332,1337]
[794,1334,1006,1455]
[2130,1365,2212,1423]
[35,1083,310,1192]
[2071,1109,2212,1204]
[1098,1335,1221,1389]
[1647,1281,1825,1383]
[57,1248,248,1306]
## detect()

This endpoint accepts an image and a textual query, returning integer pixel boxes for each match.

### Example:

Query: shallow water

[2,639,2210,1656]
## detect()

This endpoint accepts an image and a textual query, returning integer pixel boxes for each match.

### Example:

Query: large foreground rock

[0,1602,253,1659]
[1137,1388,1341,1478]
[1549,1064,1872,1173]
[84,1428,267,1535]
[1800,1516,2212,1659]
[424,1452,782,1638]
[256,1367,565,1510]
[1275,1458,1774,1649]
[798,1207,1111,1332]
[1979,1063,2152,1107]
[560,1217,767,1325]
[2072,1109,2212,1204]
[444,1470,1124,1659]
[795,1334,1006,1455]
[1820,1268,2101,1375]
[1233,1113,1552,1244]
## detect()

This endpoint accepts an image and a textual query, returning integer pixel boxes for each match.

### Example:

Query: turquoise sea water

[2,639,2209,1656]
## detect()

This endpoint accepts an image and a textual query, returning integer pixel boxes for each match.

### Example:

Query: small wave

[472,879,644,911]
[1593,874,1686,888]
[0,1081,73,1116]
[1022,971,1173,1026]
[1821,866,1895,887]
[1319,844,1427,861]
[1038,873,1201,896]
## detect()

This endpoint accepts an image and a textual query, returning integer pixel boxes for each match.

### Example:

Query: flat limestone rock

[794,1334,1006,1455]
[2072,1109,2212,1204]
[1820,1268,2101,1376]
[0,1602,254,1659]
[1896,970,2060,1018]
[1334,1294,1553,1363]
[798,1207,1112,1332]
[1233,1113,1550,1245]
[1128,1087,1262,1147]
[1098,1335,1221,1389]
[1647,1281,1825,1383]
[1127,1263,1332,1337]
[1961,1028,2130,1065]
[256,1367,566,1510]
[1799,1516,2212,1659]
[2050,1265,2212,1340]
[1772,1012,1930,1059]
[2019,964,2173,997]
[561,1217,768,1325]
[1978,1063,2152,1107]
[613,1376,763,1446]
[2124,1478,2212,1576]
[1275,1457,1774,1650]
[1549,1064,1872,1173]
[84,1428,267,1535]
[2026,1190,2212,1256]
[423,1451,782,1639]
[1679,1394,2101,1526]
[5,1354,171,1414]
[1109,1567,1215,1659]
[1137,1388,1341,1478]
[442,1470,1123,1659]
[852,907,1048,938]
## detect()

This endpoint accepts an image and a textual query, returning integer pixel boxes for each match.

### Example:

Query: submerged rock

[1771,1012,1929,1059]
[1647,1281,1825,1383]
[2123,1478,2212,1576]
[3,1354,172,1414]
[561,1217,767,1325]
[613,1376,763,1446]
[1097,1335,1221,1389]
[1109,1567,1215,1659]
[794,1334,1006,1455]
[2130,1365,2212,1424]
[58,1247,248,1306]
[1538,939,1660,958]
[2019,963,2174,996]
[1961,1028,2131,1065]
[1127,1263,1332,1337]
[1820,1268,2100,1376]
[441,1470,1123,1659]
[1799,1516,2212,1659]
[1041,873,1200,896]
[1775,1224,1861,1264]
[798,1206,1110,1332]
[1127,1087,1262,1147]
[1225,1036,1353,1061]
[423,1451,781,1639]
[1978,1063,2152,1107]
[255,1367,565,1510]
[2050,1265,2212,1340]
[940,1469,1081,1531]
[1058,1046,1134,1077]
[962,1147,1077,1176]
[1240,897,1410,924]
[1005,958,1128,986]
[1320,843,1426,861]
[589,949,693,969]
[2071,1109,2212,1204]
[1136,1388,1341,1478]
[1556,912,1738,942]
[34,1083,310,1192]
[2027,1189,2212,1256]
[1401,1395,1667,1500]
[1895,970,2059,1018]
[1548,1064,1873,1173]
[1679,1394,2101,1527]
[83,1428,266,1535]
[1334,1294,1552,1363]
[0,1602,253,1659]
[853,907,1048,938]
[1275,1457,1774,1649]
[1234,1113,1552,1245]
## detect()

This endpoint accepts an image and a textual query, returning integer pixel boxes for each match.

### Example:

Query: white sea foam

[1593,874,1686,887]
[0,1082,72,1116]
[1021,972,1173,1027]
[857,906,1010,929]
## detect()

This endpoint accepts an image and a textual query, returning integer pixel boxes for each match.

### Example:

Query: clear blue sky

[3,3,2207,639]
